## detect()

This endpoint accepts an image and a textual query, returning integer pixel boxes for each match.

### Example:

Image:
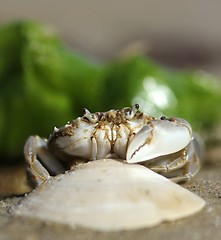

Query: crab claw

[126,118,192,163]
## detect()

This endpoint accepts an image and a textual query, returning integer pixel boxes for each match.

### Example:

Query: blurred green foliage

[0,21,221,162]
[0,21,105,161]
[103,56,221,131]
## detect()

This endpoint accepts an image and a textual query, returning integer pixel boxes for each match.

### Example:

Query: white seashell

[14,159,205,231]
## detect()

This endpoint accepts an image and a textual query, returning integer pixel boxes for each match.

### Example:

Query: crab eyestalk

[130,104,140,117]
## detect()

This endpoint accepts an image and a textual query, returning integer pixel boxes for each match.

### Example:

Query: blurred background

[1,0,221,72]
[0,0,221,195]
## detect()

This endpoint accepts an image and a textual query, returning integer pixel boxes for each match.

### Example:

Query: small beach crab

[24,104,202,187]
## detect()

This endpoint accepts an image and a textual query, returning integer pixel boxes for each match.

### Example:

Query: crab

[24,104,202,187]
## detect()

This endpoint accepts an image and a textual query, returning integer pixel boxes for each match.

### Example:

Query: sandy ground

[0,162,220,240]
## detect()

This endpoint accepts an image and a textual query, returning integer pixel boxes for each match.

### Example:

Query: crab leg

[154,137,202,183]
[24,135,66,187]
[169,136,202,182]
[150,148,188,173]
[140,134,202,183]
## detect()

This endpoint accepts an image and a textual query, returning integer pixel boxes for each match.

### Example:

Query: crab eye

[160,116,167,120]
[133,103,139,110]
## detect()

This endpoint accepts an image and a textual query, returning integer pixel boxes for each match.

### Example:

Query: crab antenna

[83,108,91,116]
[53,126,59,132]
